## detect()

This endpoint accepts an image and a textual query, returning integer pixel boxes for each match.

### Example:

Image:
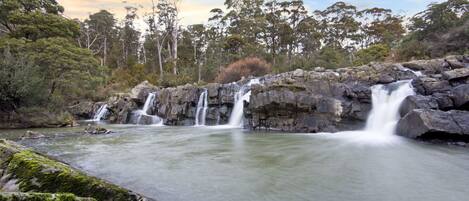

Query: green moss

[6,150,135,201]
[0,192,96,201]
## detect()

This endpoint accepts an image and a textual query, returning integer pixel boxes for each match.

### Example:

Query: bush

[215,57,271,83]
[354,44,391,65]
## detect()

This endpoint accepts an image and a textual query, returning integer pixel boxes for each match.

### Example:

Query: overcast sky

[58,0,444,25]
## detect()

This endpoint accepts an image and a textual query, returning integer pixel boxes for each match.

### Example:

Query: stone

[399,95,439,117]
[67,101,94,119]
[451,84,469,110]
[412,77,451,95]
[397,109,469,140]
[0,140,150,201]
[442,68,469,81]
[129,81,158,104]
[20,131,46,140]
[84,125,111,135]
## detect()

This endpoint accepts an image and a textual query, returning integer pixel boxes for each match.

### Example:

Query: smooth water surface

[16,125,469,201]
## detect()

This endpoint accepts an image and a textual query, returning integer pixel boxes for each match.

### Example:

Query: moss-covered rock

[0,192,96,201]
[0,140,149,201]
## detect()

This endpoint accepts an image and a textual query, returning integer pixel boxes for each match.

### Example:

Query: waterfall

[397,64,423,76]
[142,93,156,114]
[365,80,415,134]
[93,104,108,121]
[228,79,260,127]
[195,89,209,126]
[135,93,163,125]
[326,80,415,145]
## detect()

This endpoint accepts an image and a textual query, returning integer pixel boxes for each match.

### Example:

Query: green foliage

[0,192,96,201]
[354,44,390,65]
[399,0,469,60]
[0,44,47,110]
[8,11,80,40]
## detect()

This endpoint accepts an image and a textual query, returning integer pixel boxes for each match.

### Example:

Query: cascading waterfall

[327,80,415,145]
[135,93,163,125]
[228,79,260,127]
[397,64,423,76]
[93,104,108,121]
[364,80,415,134]
[195,89,209,126]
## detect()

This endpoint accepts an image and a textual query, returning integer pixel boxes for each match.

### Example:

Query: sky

[58,0,445,26]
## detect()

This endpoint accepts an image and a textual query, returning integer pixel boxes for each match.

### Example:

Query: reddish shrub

[216,57,271,83]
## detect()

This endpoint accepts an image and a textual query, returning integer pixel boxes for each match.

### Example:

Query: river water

[14,125,469,201]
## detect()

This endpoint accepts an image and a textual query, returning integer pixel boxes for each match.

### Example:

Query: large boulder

[0,140,150,201]
[67,101,95,119]
[399,95,439,117]
[441,68,469,82]
[129,81,158,104]
[451,84,469,110]
[396,109,469,141]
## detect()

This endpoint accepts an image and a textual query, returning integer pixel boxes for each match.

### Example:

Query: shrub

[216,57,271,83]
[354,44,391,65]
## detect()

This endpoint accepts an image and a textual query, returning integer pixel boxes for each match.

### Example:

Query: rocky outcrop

[0,140,150,201]
[396,55,469,142]
[396,109,469,141]
[73,56,468,140]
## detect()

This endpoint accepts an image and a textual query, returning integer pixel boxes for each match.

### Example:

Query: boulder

[129,81,158,104]
[0,140,150,201]
[20,131,46,140]
[411,77,451,95]
[451,84,469,110]
[84,125,112,135]
[0,192,95,201]
[441,68,469,81]
[397,109,469,141]
[399,95,439,117]
[67,101,95,119]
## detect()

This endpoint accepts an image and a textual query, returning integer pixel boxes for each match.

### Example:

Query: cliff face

[77,55,469,141]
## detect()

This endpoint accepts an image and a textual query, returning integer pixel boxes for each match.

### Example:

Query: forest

[0,0,468,115]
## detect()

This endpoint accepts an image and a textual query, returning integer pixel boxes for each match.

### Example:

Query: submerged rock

[0,140,150,201]
[85,125,112,135]
[20,131,46,140]
[396,109,469,141]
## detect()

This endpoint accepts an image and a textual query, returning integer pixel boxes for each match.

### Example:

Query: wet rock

[399,95,439,117]
[20,131,46,140]
[0,140,150,201]
[397,109,469,141]
[0,192,95,201]
[84,125,111,135]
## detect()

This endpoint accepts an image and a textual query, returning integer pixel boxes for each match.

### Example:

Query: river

[11,125,469,201]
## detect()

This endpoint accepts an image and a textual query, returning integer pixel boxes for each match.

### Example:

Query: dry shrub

[216,57,271,83]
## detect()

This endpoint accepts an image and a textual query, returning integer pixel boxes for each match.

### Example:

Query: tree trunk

[171,26,178,75]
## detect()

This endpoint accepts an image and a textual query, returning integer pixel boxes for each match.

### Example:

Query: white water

[92,104,108,121]
[135,93,163,125]
[324,80,415,145]
[228,79,260,127]
[397,64,423,76]
[195,89,209,126]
